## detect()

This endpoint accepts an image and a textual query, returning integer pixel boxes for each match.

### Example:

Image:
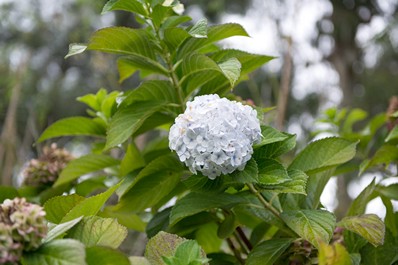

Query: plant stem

[226,237,244,265]
[236,226,253,251]
[247,183,282,220]
[233,231,249,255]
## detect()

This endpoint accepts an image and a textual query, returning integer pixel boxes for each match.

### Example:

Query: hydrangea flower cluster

[169,94,261,179]
[0,198,47,264]
[23,143,74,187]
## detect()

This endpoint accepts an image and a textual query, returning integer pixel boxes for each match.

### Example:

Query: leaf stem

[247,183,284,221]
[236,226,253,251]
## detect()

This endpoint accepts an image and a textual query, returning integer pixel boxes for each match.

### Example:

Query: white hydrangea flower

[169,94,262,179]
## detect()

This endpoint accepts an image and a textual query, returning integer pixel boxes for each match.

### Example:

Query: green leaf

[254,126,290,148]
[289,137,358,174]
[377,183,398,200]
[196,222,223,253]
[86,246,130,265]
[338,214,385,247]
[152,5,172,29]
[37,117,106,143]
[105,101,166,149]
[117,55,169,82]
[301,169,335,209]
[253,133,296,159]
[54,154,120,187]
[44,217,83,243]
[246,238,294,265]
[0,186,19,202]
[169,192,246,226]
[210,49,274,76]
[65,43,87,58]
[342,108,368,133]
[22,239,86,265]
[381,196,398,237]
[188,18,207,38]
[347,178,376,216]
[360,229,398,265]
[120,143,145,176]
[178,23,249,58]
[218,57,241,87]
[44,194,85,224]
[120,80,177,107]
[87,27,155,59]
[318,242,352,265]
[261,169,308,195]
[257,159,289,185]
[172,240,208,265]
[101,0,148,16]
[164,27,190,52]
[223,159,258,186]
[115,155,183,212]
[281,209,336,249]
[359,145,398,175]
[61,184,120,223]
[217,213,236,239]
[68,216,127,248]
[385,125,398,142]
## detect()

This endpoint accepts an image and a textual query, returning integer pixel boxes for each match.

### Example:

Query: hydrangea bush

[1,0,397,264]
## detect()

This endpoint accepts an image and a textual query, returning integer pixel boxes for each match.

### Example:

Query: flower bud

[169,94,261,179]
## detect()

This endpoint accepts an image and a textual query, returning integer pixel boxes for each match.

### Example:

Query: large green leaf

[86,246,130,265]
[68,216,127,248]
[360,229,398,265]
[281,209,336,249]
[164,27,190,51]
[44,194,85,224]
[54,154,120,187]
[105,101,166,149]
[257,158,290,185]
[120,80,177,107]
[115,155,184,212]
[289,137,358,173]
[101,0,148,16]
[37,117,106,142]
[61,184,120,223]
[223,158,259,186]
[117,55,169,82]
[338,214,385,247]
[210,49,274,75]
[246,238,294,265]
[44,217,83,243]
[253,133,296,159]
[120,143,146,176]
[254,126,290,148]
[347,178,376,216]
[178,23,249,58]
[318,242,351,265]
[169,192,246,226]
[377,183,398,200]
[87,27,155,59]
[359,145,398,175]
[301,169,335,209]
[22,239,86,265]
[261,169,308,195]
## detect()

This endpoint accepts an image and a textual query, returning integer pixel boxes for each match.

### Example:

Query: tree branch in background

[276,36,293,131]
[0,57,29,186]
